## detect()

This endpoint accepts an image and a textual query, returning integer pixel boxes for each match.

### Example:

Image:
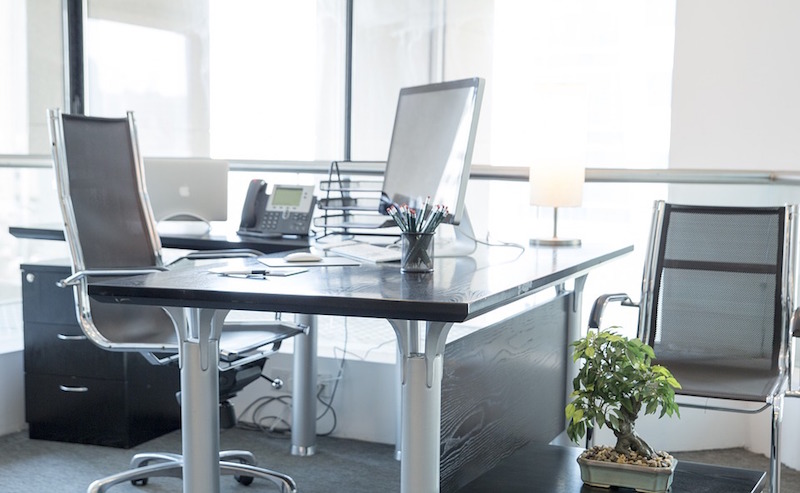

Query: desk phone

[238,179,316,237]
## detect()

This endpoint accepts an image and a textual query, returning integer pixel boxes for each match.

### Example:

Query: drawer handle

[59,385,89,393]
[57,333,87,341]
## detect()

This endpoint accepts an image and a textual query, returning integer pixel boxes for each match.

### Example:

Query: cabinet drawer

[21,265,76,325]
[26,373,131,447]
[25,373,180,448]
[23,322,125,379]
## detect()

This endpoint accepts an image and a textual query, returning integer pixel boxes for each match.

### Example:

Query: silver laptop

[144,158,229,222]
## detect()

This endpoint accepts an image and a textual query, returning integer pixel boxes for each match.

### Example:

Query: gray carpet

[0,427,798,492]
[0,428,399,492]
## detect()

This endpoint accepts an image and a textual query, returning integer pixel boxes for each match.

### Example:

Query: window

[0,1,65,351]
[0,0,28,154]
[84,0,345,160]
[351,0,676,168]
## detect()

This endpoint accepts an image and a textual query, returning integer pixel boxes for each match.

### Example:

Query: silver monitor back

[144,158,229,222]
[379,77,485,225]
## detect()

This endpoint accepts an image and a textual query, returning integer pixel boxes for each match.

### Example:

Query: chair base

[87,450,297,493]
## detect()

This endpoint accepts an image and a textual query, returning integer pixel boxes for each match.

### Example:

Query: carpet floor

[0,427,796,492]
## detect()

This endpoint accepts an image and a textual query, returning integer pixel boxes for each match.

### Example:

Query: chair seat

[655,357,785,402]
[91,302,179,347]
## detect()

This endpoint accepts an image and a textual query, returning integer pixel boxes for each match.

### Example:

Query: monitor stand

[434,208,477,257]
[156,216,212,236]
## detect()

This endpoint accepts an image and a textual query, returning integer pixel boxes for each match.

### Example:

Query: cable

[315,316,348,436]
[236,393,293,436]
[238,316,348,438]
[315,385,338,436]
[463,229,527,253]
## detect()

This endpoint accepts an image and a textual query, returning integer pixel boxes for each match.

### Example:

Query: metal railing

[4,154,800,186]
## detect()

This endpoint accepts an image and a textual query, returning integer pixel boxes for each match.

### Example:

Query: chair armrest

[57,267,168,287]
[588,293,638,329]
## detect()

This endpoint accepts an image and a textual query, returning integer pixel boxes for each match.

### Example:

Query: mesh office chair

[48,108,301,493]
[589,200,799,493]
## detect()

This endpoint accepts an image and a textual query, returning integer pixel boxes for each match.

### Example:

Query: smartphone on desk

[238,180,317,237]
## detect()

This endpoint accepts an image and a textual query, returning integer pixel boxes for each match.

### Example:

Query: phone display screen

[271,186,304,207]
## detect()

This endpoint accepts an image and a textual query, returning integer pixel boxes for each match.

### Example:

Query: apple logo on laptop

[179,185,191,197]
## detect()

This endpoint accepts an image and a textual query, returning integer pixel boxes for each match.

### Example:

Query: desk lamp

[529,157,584,247]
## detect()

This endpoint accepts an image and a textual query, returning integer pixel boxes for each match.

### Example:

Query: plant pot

[577,455,677,493]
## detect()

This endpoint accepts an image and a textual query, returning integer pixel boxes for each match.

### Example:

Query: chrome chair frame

[589,199,799,493]
[48,108,299,493]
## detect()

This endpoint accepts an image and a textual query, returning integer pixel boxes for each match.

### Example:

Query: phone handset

[239,179,268,229]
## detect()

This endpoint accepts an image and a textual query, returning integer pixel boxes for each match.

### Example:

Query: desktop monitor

[144,158,229,222]
[379,77,485,225]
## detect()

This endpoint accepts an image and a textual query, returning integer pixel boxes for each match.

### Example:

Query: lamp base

[530,237,581,247]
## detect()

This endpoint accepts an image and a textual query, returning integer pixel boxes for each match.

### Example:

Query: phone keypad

[261,210,308,233]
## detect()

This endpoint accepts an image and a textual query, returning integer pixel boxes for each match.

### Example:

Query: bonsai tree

[565,328,681,460]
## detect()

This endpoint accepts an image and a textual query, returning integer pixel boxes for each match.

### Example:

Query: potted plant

[565,328,681,492]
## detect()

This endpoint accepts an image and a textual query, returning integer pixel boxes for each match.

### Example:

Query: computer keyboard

[327,242,402,263]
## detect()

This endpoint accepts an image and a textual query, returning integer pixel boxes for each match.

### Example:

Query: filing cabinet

[21,263,180,448]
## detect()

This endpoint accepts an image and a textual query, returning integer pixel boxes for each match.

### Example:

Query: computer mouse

[283,251,323,262]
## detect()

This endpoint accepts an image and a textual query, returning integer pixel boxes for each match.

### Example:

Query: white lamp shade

[529,158,585,208]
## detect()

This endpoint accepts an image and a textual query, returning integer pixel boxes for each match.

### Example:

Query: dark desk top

[88,243,632,323]
[458,443,766,493]
[9,223,308,254]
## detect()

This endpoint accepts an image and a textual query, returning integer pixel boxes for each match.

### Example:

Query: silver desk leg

[180,307,226,493]
[292,313,317,456]
[390,319,453,493]
[395,346,403,461]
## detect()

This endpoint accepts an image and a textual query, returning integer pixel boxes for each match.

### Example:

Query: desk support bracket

[389,319,453,388]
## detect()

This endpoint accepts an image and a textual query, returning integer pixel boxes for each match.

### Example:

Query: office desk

[88,243,631,493]
[459,443,767,493]
[8,223,309,253]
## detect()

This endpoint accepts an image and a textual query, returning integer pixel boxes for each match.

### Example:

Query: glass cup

[400,232,434,273]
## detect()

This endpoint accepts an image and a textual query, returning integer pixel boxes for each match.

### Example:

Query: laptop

[144,158,229,222]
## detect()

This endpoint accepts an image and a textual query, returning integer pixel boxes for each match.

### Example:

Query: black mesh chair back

[49,109,178,352]
[588,200,797,493]
[60,113,162,269]
[642,202,792,403]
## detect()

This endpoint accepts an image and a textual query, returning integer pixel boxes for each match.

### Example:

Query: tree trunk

[613,412,656,458]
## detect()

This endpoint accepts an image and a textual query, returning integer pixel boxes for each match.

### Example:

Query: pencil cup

[401,232,434,273]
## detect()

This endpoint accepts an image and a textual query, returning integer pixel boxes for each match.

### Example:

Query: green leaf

[595,413,605,429]
[621,398,634,415]
[608,414,620,432]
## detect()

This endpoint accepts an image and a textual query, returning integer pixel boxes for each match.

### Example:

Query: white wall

[665,0,800,470]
